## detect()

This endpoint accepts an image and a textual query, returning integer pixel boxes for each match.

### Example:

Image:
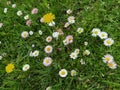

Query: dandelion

[66,35,73,44]
[102,54,114,63]
[44,45,53,54]
[31,8,38,14]
[77,28,84,34]
[12,4,16,8]
[29,31,33,35]
[26,20,31,26]
[99,32,108,39]
[59,69,68,77]
[43,57,52,66]
[0,56,3,60]
[66,9,72,14]
[24,15,29,20]
[71,70,77,76]
[64,22,70,28]
[83,50,90,56]
[41,13,55,23]
[17,11,22,16]
[46,36,52,42]
[52,32,59,39]
[5,63,15,73]
[107,61,117,69]
[4,8,8,13]
[32,50,39,57]
[92,28,101,37]
[0,23,3,28]
[21,31,29,38]
[38,30,43,35]
[74,49,80,54]
[48,21,55,26]
[70,52,78,59]
[22,64,30,71]
[68,16,75,24]
[104,38,114,46]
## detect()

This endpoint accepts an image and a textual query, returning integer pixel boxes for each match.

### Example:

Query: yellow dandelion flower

[5,63,15,73]
[42,13,55,23]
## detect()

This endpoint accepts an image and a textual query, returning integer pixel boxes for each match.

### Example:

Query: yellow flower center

[106,40,111,44]
[47,47,51,51]
[61,71,65,75]
[94,31,98,34]
[43,13,55,23]
[108,63,114,67]
[45,59,49,64]
[106,57,110,61]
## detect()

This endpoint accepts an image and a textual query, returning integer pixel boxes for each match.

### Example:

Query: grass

[0,0,120,90]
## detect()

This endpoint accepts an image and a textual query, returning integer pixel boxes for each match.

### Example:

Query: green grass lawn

[0,0,120,90]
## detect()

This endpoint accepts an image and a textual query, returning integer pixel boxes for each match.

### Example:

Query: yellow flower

[42,13,55,23]
[5,63,15,73]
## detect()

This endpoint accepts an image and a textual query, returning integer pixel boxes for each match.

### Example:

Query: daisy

[0,56,3,60]
[52,32,59,39]
[71,70,77,76]
[31,8,38,14]
[66,35,73,44]
[59,69,68,77]
[107,61,117,69]
[44,45,53,54]
[57,29,64,35]
[68,16,75,24]
[32,50,39,57]
[21,31,29,38]
[104,38,114,46]
[32,44,35,48]
[83,50,90,56]
[80,59,86,65]
[24,15,29,20]
[5,63,15,73]
[17,10,22,16]
[0,23,3,28]
[12,4,16,8]
[41,13,55,23]
[46,36,52,42]
[4,8,8,13]
[26,20,31,26]
[92,28,101,37]
[74,49,80,54]
[29,31,33,35]
[102,54,114,63]
[70,52,78,59]
[48,21,55,26]
[43,57,52,66]
[0,41,1,44]
[99,32,108,39]
[84,41,88,46]
[63,39,69,45]
[66,9,72,14]
[29,51,33,57]
[64,22,70,28]
[38,30,43,35]
[77,27,84,34]
[22,64,30,71]
[46,86,52,90]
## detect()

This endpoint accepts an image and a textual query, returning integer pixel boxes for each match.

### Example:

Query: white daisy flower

[59,69,68,78]
[68,16,75,24]
[63,39,68,45]
[52,32,59,39]
[2,53,7,57]
[38,30,42,35]
[102,54,114,63]
[71,70,77,76]
[43,57,52,66]
[70,52,78,59]
[29,31,34,35]
[83,50,90,56]
[46,86,52,90]
[66,35,73,44]
[77,28,84,34]
[21,31,29,38]
[22,64,30,71]
[40,18,44,23]
[80,59,85,65]
[48,21,55,26]
[4,8,8,13]
[0,56,3,60]
[0,23,3,28]
[84,41,88,46]
[17,11,22,16]
[12,4,16,8]
[107,61,117,69]
[99,32,108,39]
[66,9,72,14]
[44,45,53,54]
[46,36,52,43]
[29,51,33,57]
[64,22,70,28]
[32,44,35,48]
[74,49,80,54]
[104,38,114,46]
[0,41,1,44]
[32,50,39,57]
[92,28,101,37]
[24,15,29,20]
